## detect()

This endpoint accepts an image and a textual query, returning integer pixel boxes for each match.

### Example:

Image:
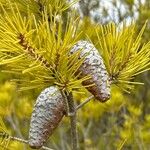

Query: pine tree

[0,0,150,150]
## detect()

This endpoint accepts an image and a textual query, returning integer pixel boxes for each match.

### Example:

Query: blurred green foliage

[0,0,150,150]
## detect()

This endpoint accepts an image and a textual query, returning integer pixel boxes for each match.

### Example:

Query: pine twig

[76,95,94,110]
[67,92,78,150]
[0,132,54,150]
[61,93,94,150]
[62,91,78,150]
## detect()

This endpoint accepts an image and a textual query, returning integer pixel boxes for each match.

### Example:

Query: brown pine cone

[29,86,65,149]
[70,40,110,102]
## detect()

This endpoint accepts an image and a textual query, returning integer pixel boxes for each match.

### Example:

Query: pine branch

[61,91,78,150]
[67,92,78,150]
[18,33,52,69]
[0,132,54,150]
[76,95,94,110]
[96,21,150,92]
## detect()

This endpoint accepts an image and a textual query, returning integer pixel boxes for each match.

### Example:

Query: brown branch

[18,33,52,69]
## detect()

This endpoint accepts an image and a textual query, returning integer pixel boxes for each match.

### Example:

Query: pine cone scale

[29,86,65,149]
[70,41,111,102]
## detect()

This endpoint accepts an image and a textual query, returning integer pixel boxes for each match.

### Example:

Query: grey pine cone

[70,40,110,102]
[29,86,65,149]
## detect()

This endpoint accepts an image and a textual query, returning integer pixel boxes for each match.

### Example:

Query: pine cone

[29,86,65,149]
[70,40,110,102]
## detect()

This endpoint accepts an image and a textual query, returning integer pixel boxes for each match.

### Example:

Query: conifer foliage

[0,0,150,150]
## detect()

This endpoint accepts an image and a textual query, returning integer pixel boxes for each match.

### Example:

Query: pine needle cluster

[0,1,88,92]
[0,0,150,94]
[96,22,150,92]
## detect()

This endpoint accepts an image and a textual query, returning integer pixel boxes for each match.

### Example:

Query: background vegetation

[0,0,150,150]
